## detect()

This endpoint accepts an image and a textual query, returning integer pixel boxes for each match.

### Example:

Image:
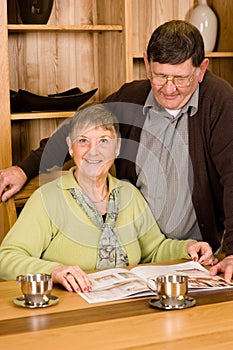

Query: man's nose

[163,79,177,93]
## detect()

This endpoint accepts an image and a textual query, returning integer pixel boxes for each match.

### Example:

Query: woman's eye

[99,138,109,144]
[78,138,88,144]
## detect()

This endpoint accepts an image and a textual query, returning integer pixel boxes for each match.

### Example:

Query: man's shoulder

[201,70,233,96]
[103,79,151,105]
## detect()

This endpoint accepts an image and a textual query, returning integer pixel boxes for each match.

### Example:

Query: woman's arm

[0,189,60,280]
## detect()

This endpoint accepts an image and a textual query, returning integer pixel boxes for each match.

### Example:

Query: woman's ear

[66,136,73,157]
[116,138,121,158]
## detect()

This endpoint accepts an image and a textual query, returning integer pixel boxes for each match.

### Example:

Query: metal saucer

[13,295,59,308]
[149,296,196,310]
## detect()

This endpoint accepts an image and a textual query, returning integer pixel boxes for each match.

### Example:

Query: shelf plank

[133,52,233,59]
[205,52,233,58]
[11,111,75,121]
[8,24,123,32]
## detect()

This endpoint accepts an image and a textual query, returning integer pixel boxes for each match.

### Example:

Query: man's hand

[0,166,27,202]
[210,255,233,282]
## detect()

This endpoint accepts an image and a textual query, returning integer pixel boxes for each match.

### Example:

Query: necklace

[75,171,109,204]
[92,192,108,203]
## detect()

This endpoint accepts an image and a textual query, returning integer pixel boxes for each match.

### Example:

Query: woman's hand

[187,241,218,266]
[51,265,92,293]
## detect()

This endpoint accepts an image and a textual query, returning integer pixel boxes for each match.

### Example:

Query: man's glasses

[149,68,199,88]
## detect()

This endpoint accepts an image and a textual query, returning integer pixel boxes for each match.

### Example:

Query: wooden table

[1,264,233,350]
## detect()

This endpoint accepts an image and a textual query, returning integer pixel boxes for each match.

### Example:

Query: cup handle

[147,278,158,294]
[16,275,23,284]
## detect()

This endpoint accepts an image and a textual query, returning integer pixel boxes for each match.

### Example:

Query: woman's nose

[88,142,100,155]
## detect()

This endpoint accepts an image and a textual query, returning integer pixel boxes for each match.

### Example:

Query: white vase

[189,0,218,52]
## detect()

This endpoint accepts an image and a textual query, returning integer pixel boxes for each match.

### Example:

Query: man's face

[145,57,208,110]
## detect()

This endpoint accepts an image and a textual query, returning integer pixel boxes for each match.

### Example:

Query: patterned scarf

[70,187,129,269]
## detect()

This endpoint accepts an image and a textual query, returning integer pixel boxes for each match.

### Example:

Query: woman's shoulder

[30,171,69,201]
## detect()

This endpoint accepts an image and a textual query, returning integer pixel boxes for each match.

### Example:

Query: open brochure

[79,261,233,304]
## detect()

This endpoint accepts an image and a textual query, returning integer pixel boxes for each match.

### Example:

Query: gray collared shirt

[136,87,203,241]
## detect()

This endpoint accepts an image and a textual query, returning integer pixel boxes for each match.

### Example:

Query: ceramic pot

[17,0,54,24]
[189,0,218,52]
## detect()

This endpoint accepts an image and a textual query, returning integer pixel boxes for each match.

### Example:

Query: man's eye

[155,75,166,79]
[175,77,186,82]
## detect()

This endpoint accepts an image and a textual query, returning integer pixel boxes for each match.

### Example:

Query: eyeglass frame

[148,67,200,88]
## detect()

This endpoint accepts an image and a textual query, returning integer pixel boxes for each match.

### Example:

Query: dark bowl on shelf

[10,87,98,113]
[17,0,54,24]
[48,87,83,97]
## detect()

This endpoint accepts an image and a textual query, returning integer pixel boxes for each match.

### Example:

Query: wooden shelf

[205,52,233,58]
[8,24,123,32]
[11,111,75,121]
[133,52,233,59]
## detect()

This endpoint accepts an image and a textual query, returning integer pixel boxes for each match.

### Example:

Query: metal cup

[16,273,53,306]
[147,274,188,308]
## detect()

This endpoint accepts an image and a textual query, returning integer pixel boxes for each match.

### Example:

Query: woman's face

[67,125,120,179]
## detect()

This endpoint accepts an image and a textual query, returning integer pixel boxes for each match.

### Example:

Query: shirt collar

[143,85,199,117]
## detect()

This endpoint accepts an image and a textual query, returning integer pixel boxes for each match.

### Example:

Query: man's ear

[66,136,73,157]
[198,58,209,83]
[143,51,151,78]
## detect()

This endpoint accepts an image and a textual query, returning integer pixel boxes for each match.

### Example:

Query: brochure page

[79,261,233,304]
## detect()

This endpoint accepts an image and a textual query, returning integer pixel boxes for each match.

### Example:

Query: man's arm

[0,120,71,201]
[205,75,233,280]
[18,138,49,179]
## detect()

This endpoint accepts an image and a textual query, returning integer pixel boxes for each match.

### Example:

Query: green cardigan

[0,168,191,280]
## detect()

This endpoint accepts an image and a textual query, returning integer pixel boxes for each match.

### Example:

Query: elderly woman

[0,104,214,293]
